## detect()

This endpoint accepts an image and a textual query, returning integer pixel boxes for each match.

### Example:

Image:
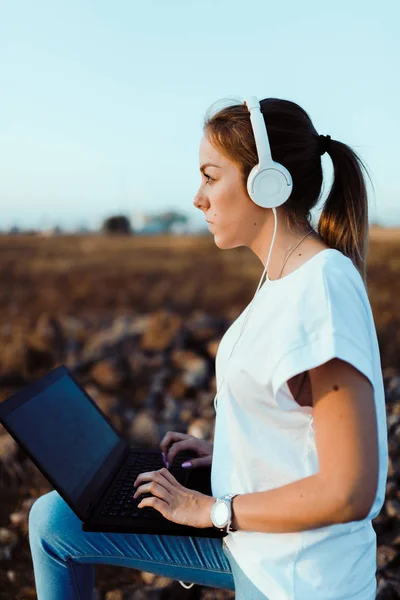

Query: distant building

[131,212,150,230]
[39,225,63,237]
[133,210,189,235]
[136,221,169,235]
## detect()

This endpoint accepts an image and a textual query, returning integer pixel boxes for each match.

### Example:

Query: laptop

[0,365,225,538]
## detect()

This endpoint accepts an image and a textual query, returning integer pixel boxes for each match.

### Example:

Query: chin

[213,235,241,250]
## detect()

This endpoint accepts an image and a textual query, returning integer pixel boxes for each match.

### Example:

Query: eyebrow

[200,162,221,173]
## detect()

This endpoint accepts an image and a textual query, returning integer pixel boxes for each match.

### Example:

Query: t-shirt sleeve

[270,267,375,404]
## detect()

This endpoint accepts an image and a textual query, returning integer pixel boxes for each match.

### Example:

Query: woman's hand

[133,467,214,528]
[160,431,213,468]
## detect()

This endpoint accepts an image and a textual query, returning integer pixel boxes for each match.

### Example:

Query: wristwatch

[210,493,239,533]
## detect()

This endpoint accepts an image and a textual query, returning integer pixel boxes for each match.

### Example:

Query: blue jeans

[28,490,268,599]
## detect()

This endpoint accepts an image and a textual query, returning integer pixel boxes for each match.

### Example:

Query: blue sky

[1,0,399,230]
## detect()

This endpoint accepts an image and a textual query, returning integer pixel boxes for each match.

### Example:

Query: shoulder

[316,250,370,320]
[287,248,373,348]
[299,248,367,306]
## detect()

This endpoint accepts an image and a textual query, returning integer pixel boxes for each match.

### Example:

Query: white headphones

[213,95,294,412]
[245,96,293,209]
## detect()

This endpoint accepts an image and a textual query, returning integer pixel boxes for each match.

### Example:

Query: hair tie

[319,134,331,156]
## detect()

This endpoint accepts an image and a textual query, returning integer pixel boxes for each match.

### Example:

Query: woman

[28,96,388,599]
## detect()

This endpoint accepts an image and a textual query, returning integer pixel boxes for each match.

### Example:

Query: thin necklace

[275,229,314,280]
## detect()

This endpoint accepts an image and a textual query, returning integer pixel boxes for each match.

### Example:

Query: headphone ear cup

[247,164,293,209]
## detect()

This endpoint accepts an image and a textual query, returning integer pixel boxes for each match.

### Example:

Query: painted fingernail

[181,461,191,468]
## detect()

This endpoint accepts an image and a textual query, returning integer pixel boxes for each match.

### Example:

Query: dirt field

[0,227,399,371]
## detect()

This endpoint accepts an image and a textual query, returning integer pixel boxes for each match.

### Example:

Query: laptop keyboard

[100,451,189,520]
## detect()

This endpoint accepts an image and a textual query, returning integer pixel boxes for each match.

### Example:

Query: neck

[249,211,315,279]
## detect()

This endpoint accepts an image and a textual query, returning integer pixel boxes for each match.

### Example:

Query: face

[193,135,262,249]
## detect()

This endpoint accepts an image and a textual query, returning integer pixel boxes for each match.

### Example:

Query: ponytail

[318,140,374,286]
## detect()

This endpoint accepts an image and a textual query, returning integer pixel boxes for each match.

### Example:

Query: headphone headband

[244,96,272,166]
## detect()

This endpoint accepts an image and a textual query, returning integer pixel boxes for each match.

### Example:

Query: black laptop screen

[5,374,120,501]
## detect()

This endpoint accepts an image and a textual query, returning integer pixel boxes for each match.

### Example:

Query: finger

[137,495,169,518]
[167,439,197,466]
[160,431,188,454]
[156,466,181,486]
[133,468,176,490]
[133,470,159,487]
[133,480,173,502]
[185,456,212,468]
[160,431,190,455]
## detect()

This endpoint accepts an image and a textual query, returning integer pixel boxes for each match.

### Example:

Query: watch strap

[221,493,239,533]
[226,493,239,532]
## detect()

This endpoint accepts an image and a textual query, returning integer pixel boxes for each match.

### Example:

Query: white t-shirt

[211,248,388,600]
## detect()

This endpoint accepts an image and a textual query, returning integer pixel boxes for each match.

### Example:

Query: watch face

[213,501,229,527]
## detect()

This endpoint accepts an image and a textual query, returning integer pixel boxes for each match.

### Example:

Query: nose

[193,190,207,212]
